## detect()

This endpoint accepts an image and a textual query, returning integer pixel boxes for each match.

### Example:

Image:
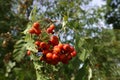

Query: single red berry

[46,53,53,61]
[52,53,59,61]
[53,46,61,54]
[35,29,41,35]
[47,28,54,34]
[35,41,41,46]
[39,42,47,50]
[69,46,75,53]
[33,22,40,29]
[63,44,71,51]
[50,36,59,45]
[58,43,63,50]
[27,50,31,56]
[49,24,55,30]
[29,28,35,34]
[32,28,41,35]
[71,51,77,57]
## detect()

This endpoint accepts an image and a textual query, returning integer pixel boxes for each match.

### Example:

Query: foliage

[0,0,34,79]
[105,0,120,29]
[0,0,120,80]
[105,0,120,41]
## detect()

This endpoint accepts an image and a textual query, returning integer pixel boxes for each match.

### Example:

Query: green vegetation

[0,0,120,80]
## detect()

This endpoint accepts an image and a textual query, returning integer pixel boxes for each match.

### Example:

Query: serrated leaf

[13,49,19,54]
[13,39,26,62]
[15,40,25,45]
[25,42,38,53]
[13,46,26,62]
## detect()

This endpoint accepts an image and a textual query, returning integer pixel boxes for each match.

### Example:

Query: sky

[82,0,111,29]
[91,0,106,7]
[32,0,106,13]
[82,0,106,10]
[32,0,107,29]
[91,0,113,29]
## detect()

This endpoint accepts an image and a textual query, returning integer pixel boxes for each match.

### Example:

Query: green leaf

[23,23,32,34]
[15,40,25,45]
[79,49,91,62]
[29,6,37,22]
[13,39,26,62]
[33,61,50,80]
[5,61,16,73]
[25,39,38,53]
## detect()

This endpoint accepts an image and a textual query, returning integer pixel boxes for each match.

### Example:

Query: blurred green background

[0,0,120,80]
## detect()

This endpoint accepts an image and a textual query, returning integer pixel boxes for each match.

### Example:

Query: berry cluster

[27,22,76,65]
[29,22,41,35]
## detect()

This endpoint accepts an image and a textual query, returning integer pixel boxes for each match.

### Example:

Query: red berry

[29,28,35,34]
[27,50,31,56]
[50,36,59,45]
[58,43,63,50]
[46,24,55,34]
[42,50,50,55]
[46,44,50,50]
[53,46,61,54]
[46,53,53,61]
[38,47,42,52]
[59,54,66,61]
[71,51,77,57]
[63,44,70,51]
[33,22,40,29]
[35,41,41,46]
[49,24,55,30]
[32,28,41,35]
[52,53,59,61]
[39,42,47,50]
[47,28,54,34]
[35,29,41,35]
[67,54,72,60]
[69,46,74,53]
